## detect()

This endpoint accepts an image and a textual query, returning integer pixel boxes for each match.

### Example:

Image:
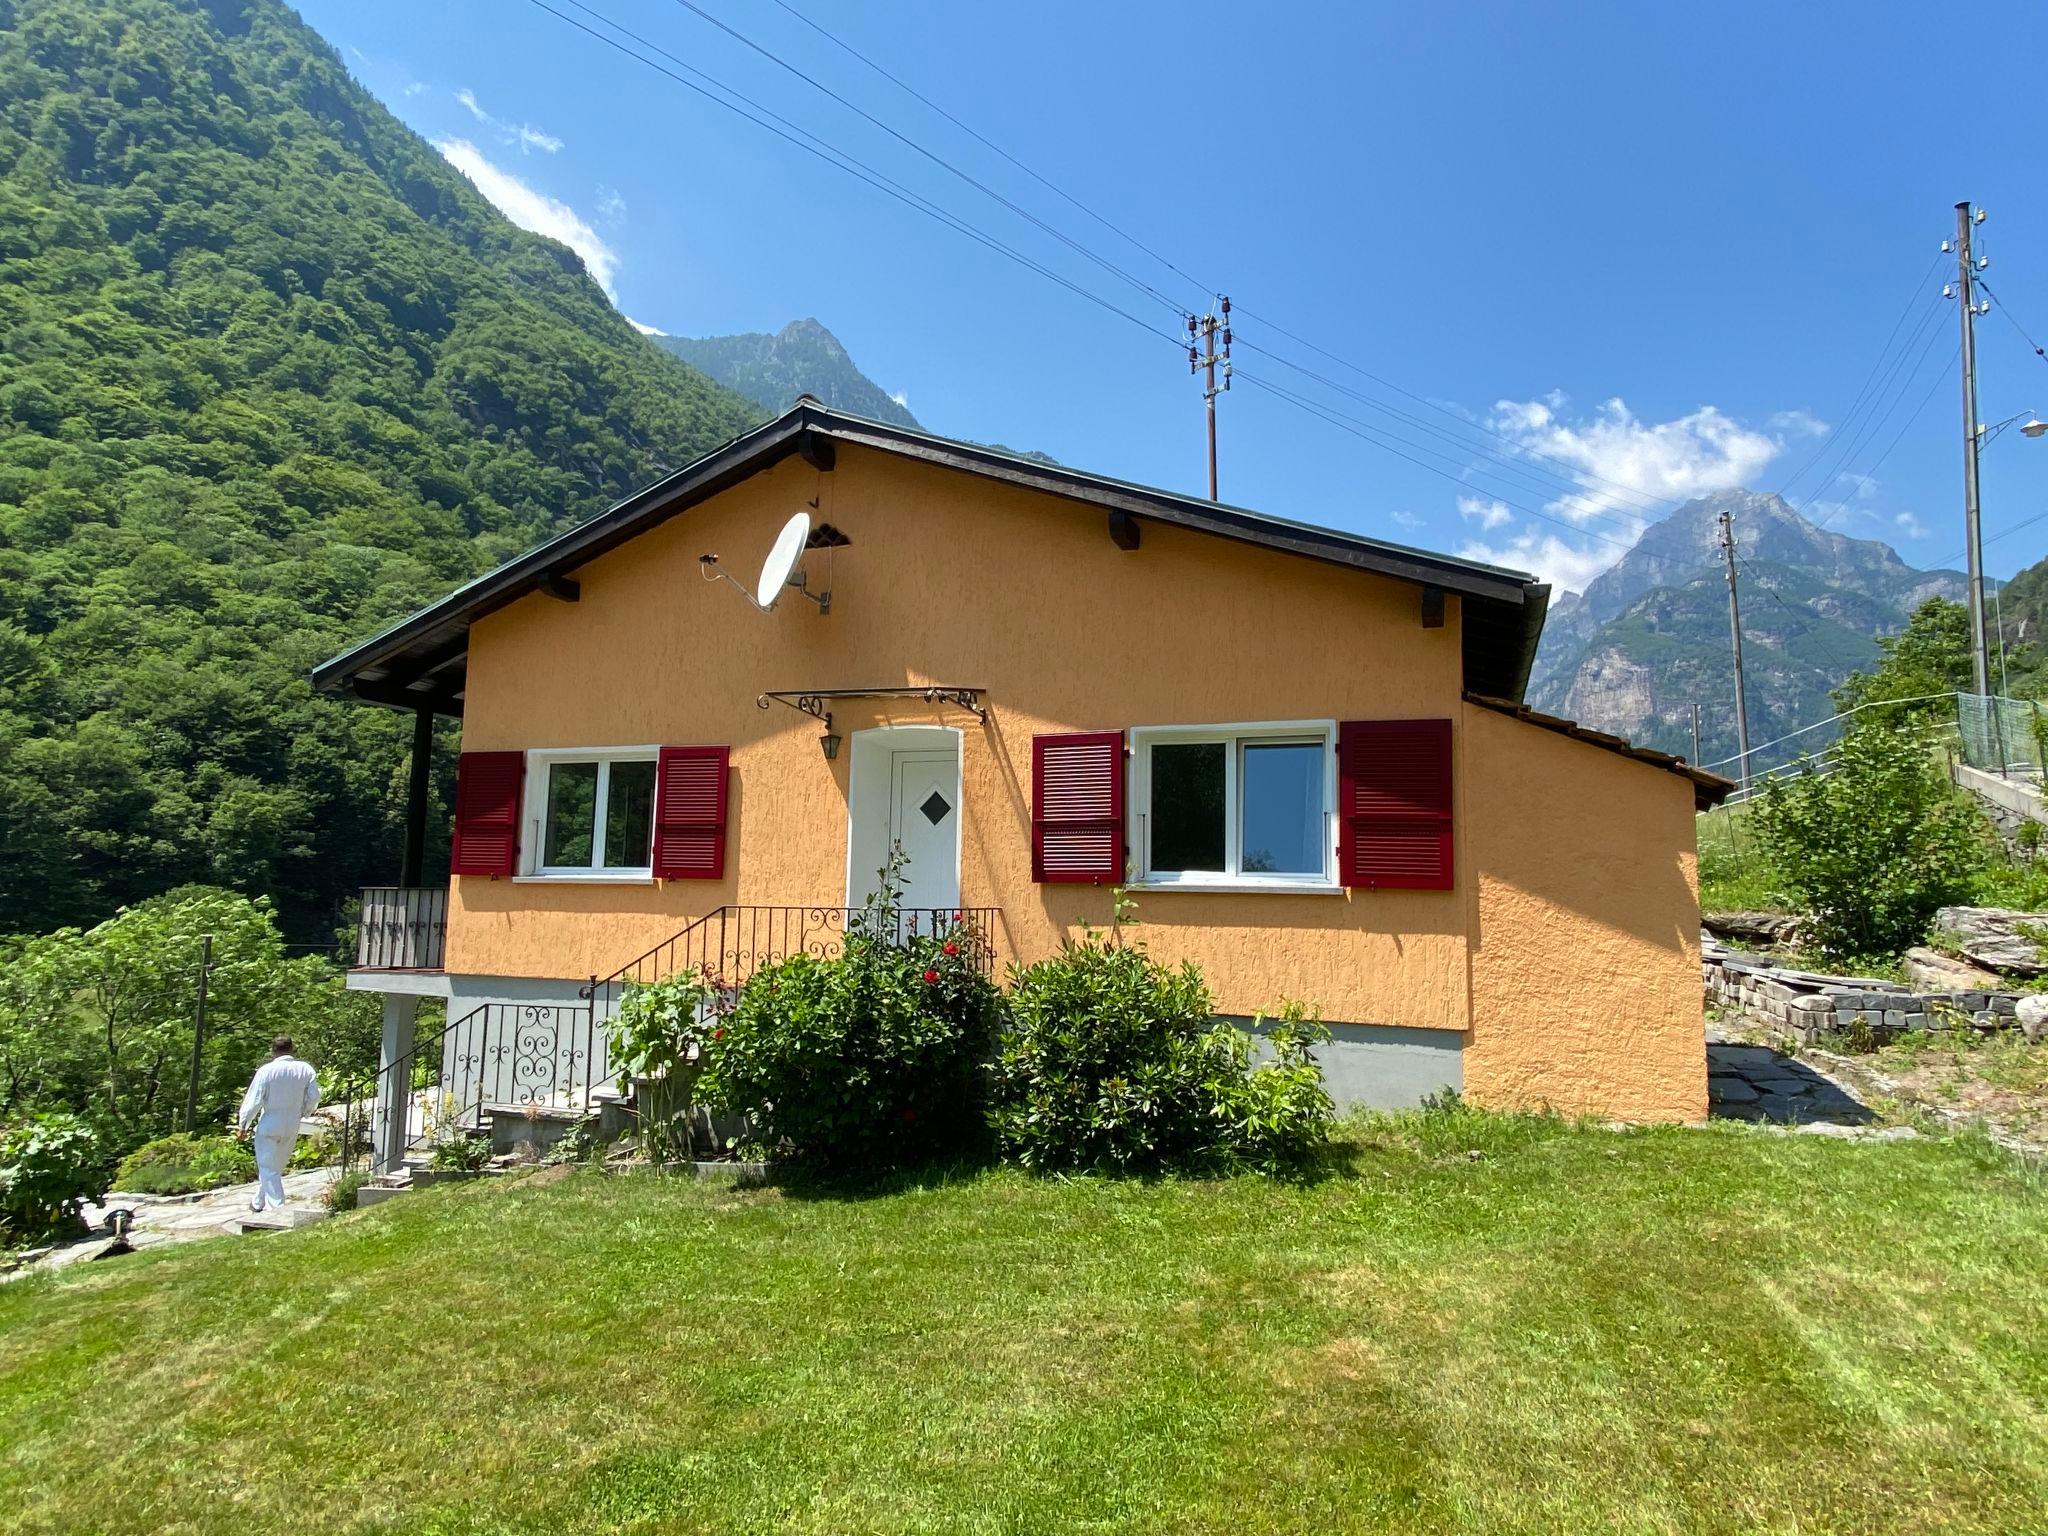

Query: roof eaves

[1463,692,1736,810]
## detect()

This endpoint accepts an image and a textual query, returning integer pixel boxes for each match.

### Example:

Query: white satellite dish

[756,511,811,609]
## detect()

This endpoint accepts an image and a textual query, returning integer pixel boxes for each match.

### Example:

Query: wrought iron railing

[582,904,1000,1023]
[341,904,1001,1175]
[354,885,448,970]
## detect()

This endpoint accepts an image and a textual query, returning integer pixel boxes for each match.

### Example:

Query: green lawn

[2,1112,2046,1535]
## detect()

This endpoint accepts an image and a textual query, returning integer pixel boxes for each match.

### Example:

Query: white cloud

[1895,510,1929,540]
[436,138,619,299]
[1388,510,1423,530]
[1456,529,1616,596]
[890,390,910,410]
[453,88,562,153]
[402,80,427,98]
[595,185,627,227]
[1457,494,1513,531]
[1769,408,1828,438]
[1488,394,1783,530]
[627,317,666,336]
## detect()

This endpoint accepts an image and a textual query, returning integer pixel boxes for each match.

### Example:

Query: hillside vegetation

[0,0,762,941]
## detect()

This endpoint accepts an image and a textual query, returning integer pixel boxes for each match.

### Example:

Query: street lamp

[1978,411,2047,446]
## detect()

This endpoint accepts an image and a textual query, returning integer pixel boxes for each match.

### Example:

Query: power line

[1735,556,1857,679]
[1806,342,1959,533]
[1234,369,1638,553]
[764,0,1214,302]
[1792,296,1951,527]
[664,0,1192,320]
[528,0,1187,352]
[1231,336,1664,533]
[1976,278,2048,367]
[1771,252,1946,503]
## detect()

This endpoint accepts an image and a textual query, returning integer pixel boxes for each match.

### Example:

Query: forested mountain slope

[0,0,764,940]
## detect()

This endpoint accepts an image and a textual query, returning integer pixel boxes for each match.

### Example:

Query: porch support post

[399,706,432,888]
[375,993,419,1174]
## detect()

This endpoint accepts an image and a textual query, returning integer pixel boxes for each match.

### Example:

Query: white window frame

[1126,720,1341,894]
[516,746,660,883]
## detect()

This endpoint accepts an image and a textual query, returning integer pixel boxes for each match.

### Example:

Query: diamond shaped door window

[920,790,952,826]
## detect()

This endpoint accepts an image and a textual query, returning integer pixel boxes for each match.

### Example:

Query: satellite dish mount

[699,511,830,615]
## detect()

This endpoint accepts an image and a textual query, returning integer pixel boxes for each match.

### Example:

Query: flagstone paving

[1705,1031,1875,1127]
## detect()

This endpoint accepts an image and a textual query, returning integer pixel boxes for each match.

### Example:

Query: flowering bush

[697,917,999,1170]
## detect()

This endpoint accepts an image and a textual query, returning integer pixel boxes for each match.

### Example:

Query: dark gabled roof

[1464,694,1736,810]
[313,400,1553,715]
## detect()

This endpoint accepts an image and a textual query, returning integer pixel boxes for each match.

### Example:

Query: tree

[1750,723,1987,962]
[1834,597,1973,719]
[0,887,377,1150]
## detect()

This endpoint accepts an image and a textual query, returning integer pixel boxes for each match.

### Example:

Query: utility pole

[1953,202,1991,699]
[184,933,212,1133]
[1187,296,1231,500]
[1718,510,1753,794]
[1690,702,1702,766]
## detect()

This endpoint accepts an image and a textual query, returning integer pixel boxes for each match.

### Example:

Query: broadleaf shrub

[0,1112,106,1241]
[992,933,1334,1175]
[698,920,1000,1169]
[112,1132,255,1196]
[1751,724,1987,962]
[609,972,720,1161]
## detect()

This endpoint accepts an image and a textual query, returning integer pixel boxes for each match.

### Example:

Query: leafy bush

[428,1134,492,1172]
[610,972,719,1161]
[111,1132,256,1195]
[1750,724,1988,963]
[698,920,1001,1170]
[0,1112,106,1241]
[324,1169,370,1213]
[992,933,1334,1176]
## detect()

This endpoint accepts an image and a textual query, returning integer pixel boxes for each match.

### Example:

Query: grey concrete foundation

[1231,1016,1463,1113]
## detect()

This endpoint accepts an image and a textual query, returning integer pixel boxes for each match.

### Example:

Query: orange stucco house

[317,400,1731,1166]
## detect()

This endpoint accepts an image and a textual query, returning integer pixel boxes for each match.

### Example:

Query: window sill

[511,872,657,885]
[1122,879,1345,896]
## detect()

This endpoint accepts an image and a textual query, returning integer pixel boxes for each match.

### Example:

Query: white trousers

[252,1129,297,1210]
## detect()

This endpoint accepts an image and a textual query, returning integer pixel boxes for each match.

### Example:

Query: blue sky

[303,0,2048,593]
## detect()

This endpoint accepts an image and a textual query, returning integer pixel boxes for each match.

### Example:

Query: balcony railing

[355,885,449,971]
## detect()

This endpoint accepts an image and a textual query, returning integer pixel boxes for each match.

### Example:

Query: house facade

[319,401,1729,1164]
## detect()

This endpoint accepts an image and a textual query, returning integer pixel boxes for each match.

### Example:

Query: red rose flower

[922,968,940,984]
[943,941,959,957]
[712,1027,725,1040]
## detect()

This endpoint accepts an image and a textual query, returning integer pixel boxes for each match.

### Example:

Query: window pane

[1151,742,1226,872]
[603,760,656,869]
[543,762,598,867]
[1241,742,1324,875]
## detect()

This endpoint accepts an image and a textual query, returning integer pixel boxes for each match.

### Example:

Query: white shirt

[238,1055,322,1136]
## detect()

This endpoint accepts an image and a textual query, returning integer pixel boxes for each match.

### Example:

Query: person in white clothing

[237,1036,321,1212]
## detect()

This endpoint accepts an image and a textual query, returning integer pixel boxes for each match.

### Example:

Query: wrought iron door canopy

[755,687,988,726]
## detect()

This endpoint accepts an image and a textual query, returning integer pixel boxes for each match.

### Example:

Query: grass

[1696,802,1781,913]
[1855,1027,2048,1143]
[2,1111,2047,1534]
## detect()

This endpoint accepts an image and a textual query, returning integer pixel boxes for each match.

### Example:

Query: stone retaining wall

[1703,938,2022,1045]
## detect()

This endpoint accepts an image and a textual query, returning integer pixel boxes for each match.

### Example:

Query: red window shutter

[653,746,730,880]
[450,751,524,878]
[1338,719,1453,891]
[1033,731,1124,884]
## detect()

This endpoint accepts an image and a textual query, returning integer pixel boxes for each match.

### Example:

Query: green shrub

[111,1132,256,1196]
[428,1134,492,1172]
[610,972,719,1161]
[992,934,1334,1176]
[1751,724,1987,963]
[699,920,1001,1170]
[0,1112,106,1241]
[324,1169,370,1212]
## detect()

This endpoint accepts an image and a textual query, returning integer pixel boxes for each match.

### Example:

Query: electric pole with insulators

[1947,202,1993,701]
[1188,297,1231,500]
[1718,510,1752,795]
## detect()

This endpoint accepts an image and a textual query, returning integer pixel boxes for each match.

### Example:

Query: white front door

[887,749,961,919]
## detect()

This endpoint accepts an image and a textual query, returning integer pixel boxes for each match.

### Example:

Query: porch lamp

[819,725,841,761]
